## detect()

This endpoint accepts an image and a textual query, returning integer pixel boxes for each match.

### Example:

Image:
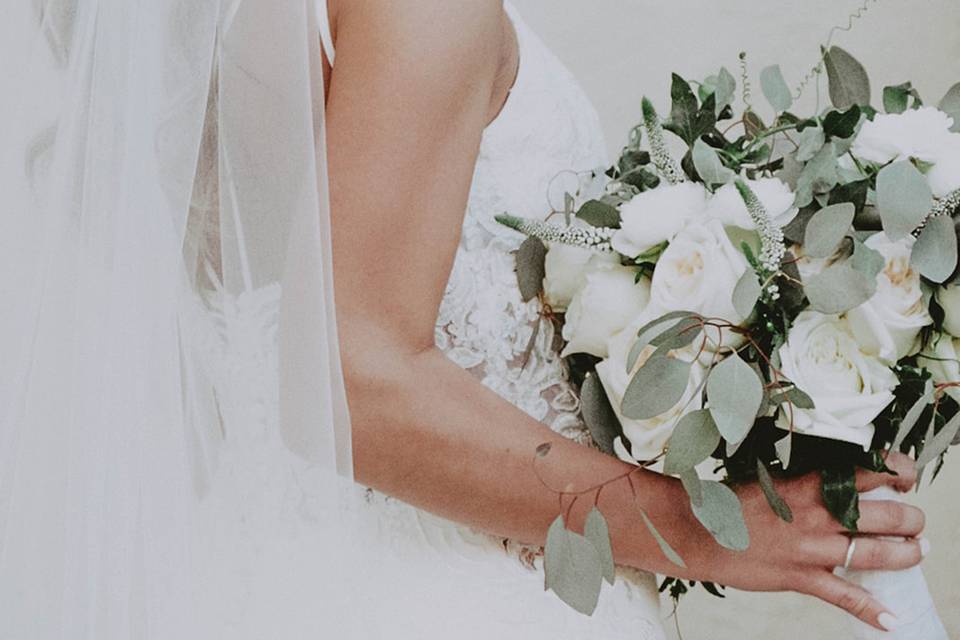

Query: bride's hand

[676,452,925,631]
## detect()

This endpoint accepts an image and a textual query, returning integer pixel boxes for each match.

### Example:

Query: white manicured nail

[920,537,931,558]
[878,612,901,631]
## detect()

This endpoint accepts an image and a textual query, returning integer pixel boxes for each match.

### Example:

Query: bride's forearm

[346,341,695,575]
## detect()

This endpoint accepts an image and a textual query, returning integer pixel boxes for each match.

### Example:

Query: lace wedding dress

[302,2,669,638]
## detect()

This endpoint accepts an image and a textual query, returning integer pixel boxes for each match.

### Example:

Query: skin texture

[322,0,926,631]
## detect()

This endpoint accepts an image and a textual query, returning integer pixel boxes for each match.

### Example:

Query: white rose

[560,263,650,358]
[705,177,798,230]
[846,233,932,363]
[647,219,748,324]
[851,107,955,164]
[777,311,898,449]
[939,281,960,337]
[542,243,618,311]
[919,334,960,405]
[928,134,960,197]
[611,182,709,257]
[596,324,706,463]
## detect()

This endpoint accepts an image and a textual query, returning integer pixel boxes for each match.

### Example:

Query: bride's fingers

[855,452,917,494]
[803,535,925,571]
[857,500,926,537]
[802,571,898,632]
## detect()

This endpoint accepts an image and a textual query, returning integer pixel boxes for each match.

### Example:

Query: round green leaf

[622,355,692,421]
[580,374,621,455]
[544,516,603,615]
[804,264,876,314]
[824,46,871,110]
[939,82,960,133]
[732,269,762,319]
[584,508,616,585]
[706,353,763,444]
[663,409,721,475]
[912,215,958,283]
[516,237,546,302]
[803,203,855,258]
[876,161,934,240]
[760,64,793,113]
[693,138,735,186]
[691,480,751,551]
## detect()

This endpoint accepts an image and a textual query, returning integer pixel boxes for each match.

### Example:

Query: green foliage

[664,409,722,474]
[641,509,687,568]
[576,200,620,228]
[663,74,718,146]
[732,269,762,319]
[544,516,603,615]
[584,508,616,585]
[580,373,622,455]
[939,82,960,132]
[912,215,958,283]
[692,138,735,187]
[515,236,545,302]
[707,353,765,444]
[823,46,871,109]
[622,354,692,420]
[883,82,923,114]
[803,202,855,258]
[876,161,934,240]
[690,480,751,551]
[760,65,793,113]
[756,460,794,523]
[821,467,860,532]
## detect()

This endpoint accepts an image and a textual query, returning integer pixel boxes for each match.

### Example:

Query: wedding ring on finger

[842,537,857,571]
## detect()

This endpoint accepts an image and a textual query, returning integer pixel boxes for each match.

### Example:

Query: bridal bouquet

[501,47,959,635]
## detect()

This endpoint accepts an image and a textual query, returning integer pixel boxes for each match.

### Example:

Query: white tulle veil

[0,1,359,637]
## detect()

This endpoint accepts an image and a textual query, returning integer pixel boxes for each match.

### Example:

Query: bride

[0,0,927,638]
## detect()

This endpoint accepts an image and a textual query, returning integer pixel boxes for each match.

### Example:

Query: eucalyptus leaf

[649,315,703,350]
[821,467,860,532]
[795,142,839,208]
[622,355,692,421]
[938,82,960,133]
[893,390,933,453]
[584,508,616,585]
[769,386,815,410]
[693,138,735,186]
[804,264,876,314]
[775,433,793,469]
[876,161,934,240]
[640,509,687,568]
[580,374,622,455]
[760,64,793,112]
[822,106,862,141]
[757,460,794,523]
[796,127,825,162]
[577,200,621,228]
[691,481,751,551]
[635,310,700,350]
[663,409,722,475]
[803,203,855,258]
[823,46,871,110]
[715,67,737,116]
[912,215,958,283]
[916,412,960,468]
[850,239,885,279]
[706,354,764,444]
[543,516,603,616]
[516,237,546,302]
[883,82,921,114]
[732,269,762,319]
[679,468,703,507]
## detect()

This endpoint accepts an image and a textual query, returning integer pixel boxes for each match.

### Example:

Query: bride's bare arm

[326,0,924,630]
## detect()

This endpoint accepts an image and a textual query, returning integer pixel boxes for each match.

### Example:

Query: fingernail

[878,612,901,631]
[920,537,931,558]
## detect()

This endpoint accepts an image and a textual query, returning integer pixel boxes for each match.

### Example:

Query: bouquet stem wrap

[839,486,947,639]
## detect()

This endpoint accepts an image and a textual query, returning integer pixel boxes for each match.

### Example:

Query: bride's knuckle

[838,590,871,618]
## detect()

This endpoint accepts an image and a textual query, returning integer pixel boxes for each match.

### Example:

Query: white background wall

[512,1,960,637]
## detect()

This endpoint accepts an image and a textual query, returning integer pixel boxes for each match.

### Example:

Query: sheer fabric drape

[0,1,358,637]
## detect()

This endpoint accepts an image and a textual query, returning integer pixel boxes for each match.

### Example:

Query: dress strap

[315,0,336,64]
